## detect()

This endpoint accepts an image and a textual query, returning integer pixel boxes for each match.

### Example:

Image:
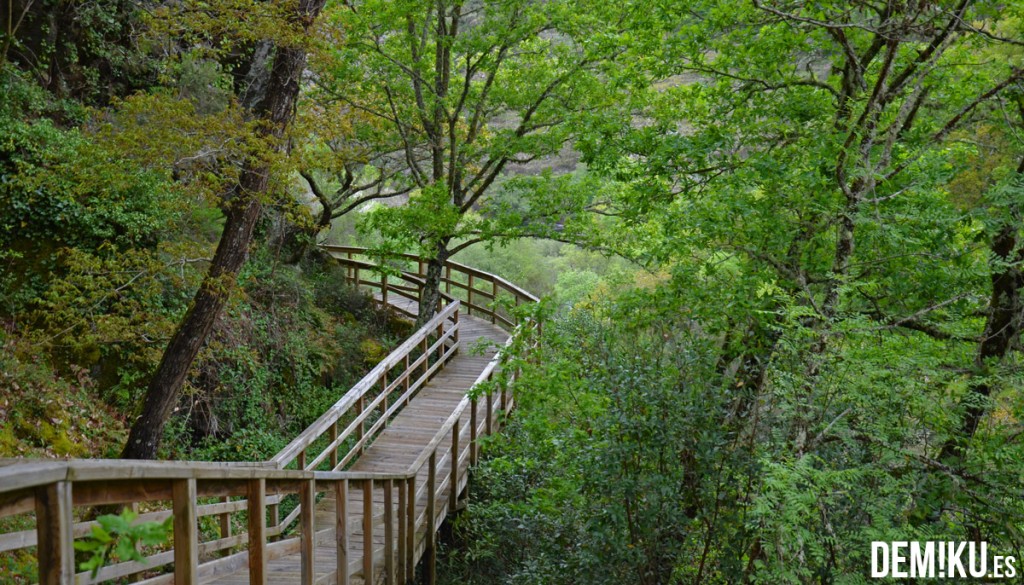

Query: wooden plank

[449,420,460,511]
[470,398,479,466]
[36,481,73,585]
[336,479,349,585]
[425,452,437,585]
[219,496,232,558]
[329,422,339,470]
[0,488,35,519]
[300,479,316,585]
[406,477,416,584]
[72,479,173,507]
[248,479,267,585]
[172,478,199,585]
[397,478,407,581]
[384,478,394,584]
[363,480,374,582]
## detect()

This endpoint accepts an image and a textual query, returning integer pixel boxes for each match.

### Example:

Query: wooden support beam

[500,371,509,415]
[300,479,315,585]
[248,479,267,585]
[384,478,394,585]
[405,477,416,584]
[35,481,74,585]
[172,479,199,585]
[363,480,374,583]
[330,422,339,470]
[382,374,389,426]
[449,420,460,511]
[397,478,407,582]
[403,355,411,402]
[219,496,232,558]
[426,452,437,585]
[491,280,497,324]
[453,308,460,349]
[486,391,493,436]
[357,397,365,455]
[336,479,350,585]
[470,398,479,466]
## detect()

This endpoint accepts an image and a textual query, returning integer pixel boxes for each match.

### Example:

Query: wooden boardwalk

[206,316,509,585]
[0,247,538,585]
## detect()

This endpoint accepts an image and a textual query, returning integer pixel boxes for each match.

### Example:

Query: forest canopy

[1,0,1024,583]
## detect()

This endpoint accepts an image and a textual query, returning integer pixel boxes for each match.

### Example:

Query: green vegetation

[2,0,1024,582]
[74,510,172,577]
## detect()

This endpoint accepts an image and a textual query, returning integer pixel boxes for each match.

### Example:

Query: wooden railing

[0,252,539,585]
[319,328,523,585]
[323,246,539,331]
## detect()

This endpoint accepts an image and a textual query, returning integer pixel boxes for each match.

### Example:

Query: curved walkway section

[0,247,539,585]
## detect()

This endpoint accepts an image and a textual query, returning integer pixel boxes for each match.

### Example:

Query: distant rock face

[505,142,584,177]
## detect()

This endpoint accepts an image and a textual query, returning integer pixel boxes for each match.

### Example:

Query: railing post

[453,306,460,351]
[297,449,306,471]
[500,369,509,415]
[467,274,475,315]
[336,479,350,585]
[470,397,479,466]
[406,476,416,584]
[268,498,279,541]
[403,354,411,402]
[486,390,493,436]
[300,479,316,585]
[248,479,267,585]
[445,265,451,295]
[219,496,232,557]
[384,478,395,584]
[330,421,339,470]
[363,480,374,583]
[492,280,498,324]
[422,337,429,371]
[436,319,443,359]
[397,478,407,581]
[357,396,365,455]
[382,273,389,304]
[172,478,199,585]
[35,481,73,585]
[450,419,460,511]
[382,373,389,425]
[426,452,438,585]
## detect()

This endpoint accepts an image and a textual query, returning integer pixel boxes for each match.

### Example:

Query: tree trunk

[939,221,1022,462]
[416,244,449,328]
[121,0,327,460]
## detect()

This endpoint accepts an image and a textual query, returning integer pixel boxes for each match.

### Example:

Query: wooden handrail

[272,300,461,470]
[322,245,539,330]
[0,251,539,585]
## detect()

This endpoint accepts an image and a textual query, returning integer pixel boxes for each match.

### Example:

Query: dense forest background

[2,0,1024,583]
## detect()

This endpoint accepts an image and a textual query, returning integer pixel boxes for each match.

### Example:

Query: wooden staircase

[0,247,539,585]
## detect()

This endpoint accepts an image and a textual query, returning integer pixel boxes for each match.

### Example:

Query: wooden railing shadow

[0,248,540,585]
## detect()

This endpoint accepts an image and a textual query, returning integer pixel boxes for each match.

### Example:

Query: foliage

[444,3,1024,584]
[0,335,127,458]
[73,509,172,577]
[2,0,1024,582]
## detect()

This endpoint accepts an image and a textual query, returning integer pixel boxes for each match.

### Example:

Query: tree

[318,0,622,325]
[574,0,1024,579]
[121,0,328,459]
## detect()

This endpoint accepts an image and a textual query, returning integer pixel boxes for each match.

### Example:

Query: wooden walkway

[207,316,508,585]
[0,247,539,585]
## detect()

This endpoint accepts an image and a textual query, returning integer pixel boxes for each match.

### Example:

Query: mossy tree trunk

[121,0,327,460]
